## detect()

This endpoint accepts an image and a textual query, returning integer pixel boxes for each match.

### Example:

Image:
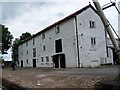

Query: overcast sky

[1,0,120,61]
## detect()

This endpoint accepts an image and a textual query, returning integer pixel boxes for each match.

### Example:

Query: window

[46,57,49,63]
[26,59,28,64]
[21,52,23,56]
[26,51,28,55]
[33,48,36,57]
[43,45,46,51]
[42,33,45,39]
[89,21,95,28]
[26,41,28,46]
[41,57,44,62]
[91,38,96,45]
[55,25,60,34]
[33,38,35,45]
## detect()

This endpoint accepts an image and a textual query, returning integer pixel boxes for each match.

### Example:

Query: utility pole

[92,0,120,76]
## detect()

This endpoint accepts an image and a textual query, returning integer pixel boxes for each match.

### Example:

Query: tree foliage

[19,32,31,44]
[12,32,31,63]
[12,38,20,63]
[0,24,13,54]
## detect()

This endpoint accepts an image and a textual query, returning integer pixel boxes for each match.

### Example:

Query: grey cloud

[2,2,26,23]
[57,12,64,17]
[29,2,46,7]
[2,2,49,23]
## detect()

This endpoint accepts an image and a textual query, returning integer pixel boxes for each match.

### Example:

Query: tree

[0,24,13,54]
[12,32,31,63]
[12,38,20,63]
[19,32,32,44]
[0,25,2,52]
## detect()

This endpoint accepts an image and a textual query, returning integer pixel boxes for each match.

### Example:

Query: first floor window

[46,57,49,63]
[91,38,96,45]
[26,51,28,55]
[43,45,46,51]
[21,52,23,56]
[33,48,36,57]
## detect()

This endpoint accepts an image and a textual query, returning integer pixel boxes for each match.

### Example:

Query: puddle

[36,74,46,78]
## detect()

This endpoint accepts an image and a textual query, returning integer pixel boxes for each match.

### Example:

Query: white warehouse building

[18,4,113,68]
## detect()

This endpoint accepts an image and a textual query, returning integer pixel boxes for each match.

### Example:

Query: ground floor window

[41,57,44,62]
[26,59,28,64]
[46,57,49,62]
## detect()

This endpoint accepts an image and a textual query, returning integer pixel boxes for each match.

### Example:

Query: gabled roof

[19,4,98,46]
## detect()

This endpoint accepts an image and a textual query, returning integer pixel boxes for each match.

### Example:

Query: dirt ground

[2,67,115,88]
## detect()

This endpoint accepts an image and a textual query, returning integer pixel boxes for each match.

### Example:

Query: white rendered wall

[77,8,107,67]
[19,18,77,68]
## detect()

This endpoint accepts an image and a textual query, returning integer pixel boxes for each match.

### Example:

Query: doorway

[21,60,23,67]
[52,54,66,68]
[33,59,36,67]
[55,39,62,53]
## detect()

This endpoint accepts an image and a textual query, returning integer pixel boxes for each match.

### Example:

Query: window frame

[21,52,23,56]
[26,51,28,55]
[43,45,46,51]
[55,25,60,34]
[42,33,45,39]
[33,48,36,57]
[89,20,95,28]
[46,56,49,63]
[41,57,44,63]
[91,37,96,45]
[33,38,35,45]
[26,41,28,46]
[26,59,28,64]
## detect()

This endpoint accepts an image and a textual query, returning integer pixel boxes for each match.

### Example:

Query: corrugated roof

[19,4,98,46]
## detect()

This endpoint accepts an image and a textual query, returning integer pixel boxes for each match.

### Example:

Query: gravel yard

[2,67,117,88]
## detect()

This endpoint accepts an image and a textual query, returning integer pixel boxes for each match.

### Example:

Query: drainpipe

[75,16,80,68]
[105,30,109,57]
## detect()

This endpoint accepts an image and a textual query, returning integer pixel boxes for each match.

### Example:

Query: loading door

[33,59,36,67]
[60,54,66,68]
[52,54,66,68]
[21,60,23,67]
[53,55,59,68]
[55,39,62,53]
